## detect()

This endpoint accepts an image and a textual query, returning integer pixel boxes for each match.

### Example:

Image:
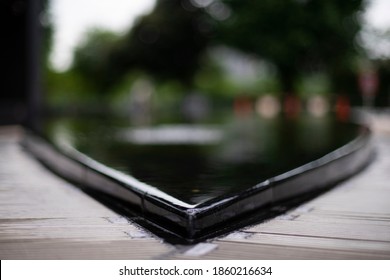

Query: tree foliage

[70,0,366,96]
[72,29,120,93]
[217,0,366,94]
[72,0,214,94]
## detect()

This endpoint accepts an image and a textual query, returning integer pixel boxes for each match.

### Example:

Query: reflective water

[44,115,360,204]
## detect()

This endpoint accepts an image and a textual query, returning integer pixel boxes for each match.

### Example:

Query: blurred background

[45,0,390,122]
[1,0,390,125]
[1,0,389,206]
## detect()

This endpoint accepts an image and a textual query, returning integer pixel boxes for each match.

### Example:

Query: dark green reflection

[44,116,359,204]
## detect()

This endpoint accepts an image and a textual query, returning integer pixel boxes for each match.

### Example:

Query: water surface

[44,116,360,204]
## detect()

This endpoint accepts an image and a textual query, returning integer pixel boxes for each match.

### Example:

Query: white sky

[49,0,156,71]
[49,0,390,71]
[364,0,390,29]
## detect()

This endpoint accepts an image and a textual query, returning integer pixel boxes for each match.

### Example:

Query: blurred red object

[234,96,253,117]
[335,95,350,122]
[283,95,301,119]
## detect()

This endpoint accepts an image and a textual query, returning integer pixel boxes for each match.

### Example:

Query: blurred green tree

[71,29,120,94]
[217,0,366,96]
[128,0,212,83]
[69,0,366,100]
[89,0,214,93]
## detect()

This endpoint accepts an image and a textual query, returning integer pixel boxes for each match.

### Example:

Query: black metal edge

[21,129,195,236]
[21,124,374,244]
[22,131,145,206]
[176,126,373,239]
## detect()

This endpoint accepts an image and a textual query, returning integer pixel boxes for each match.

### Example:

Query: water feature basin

[23,115,373,243]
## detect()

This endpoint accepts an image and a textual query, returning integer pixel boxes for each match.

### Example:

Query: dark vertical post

[0,0,42,127]
[26,0,43,130]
